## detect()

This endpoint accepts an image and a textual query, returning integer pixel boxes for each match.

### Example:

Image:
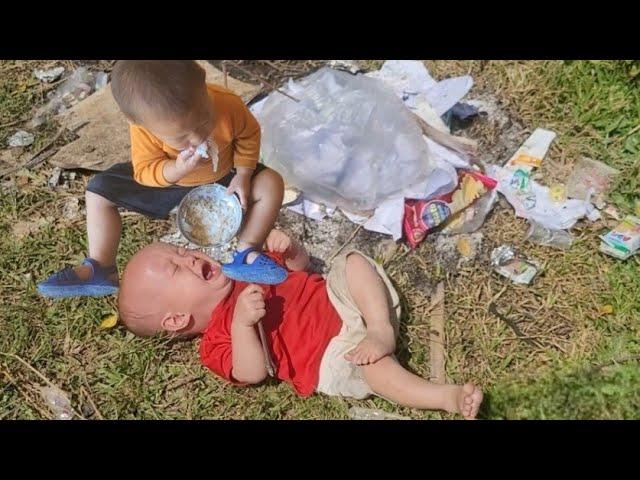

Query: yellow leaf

[457,237,472,257]
[99,313,118,330]
[599,305,614,315]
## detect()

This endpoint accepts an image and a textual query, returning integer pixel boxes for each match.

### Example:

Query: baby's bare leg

[361,356,483,419]
[73,191,121,282]
[237,168,284,263]
[343,253,396,365]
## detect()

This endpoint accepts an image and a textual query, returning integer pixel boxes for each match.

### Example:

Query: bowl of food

[177,184,242,247]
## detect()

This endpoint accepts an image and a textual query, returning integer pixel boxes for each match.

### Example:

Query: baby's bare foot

[344,325,396,365]
[451,383,483,420]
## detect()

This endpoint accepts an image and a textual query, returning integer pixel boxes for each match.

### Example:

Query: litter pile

[251,60,633,288]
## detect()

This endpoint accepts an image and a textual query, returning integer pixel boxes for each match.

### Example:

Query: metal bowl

[177,184,242,247]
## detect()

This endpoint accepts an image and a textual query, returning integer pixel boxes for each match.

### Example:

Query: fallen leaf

[599,305,614,316]
[99,313,118,330]
[457,237,473,257]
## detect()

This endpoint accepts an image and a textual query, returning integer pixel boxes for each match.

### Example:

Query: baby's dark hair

[111,60,206,124]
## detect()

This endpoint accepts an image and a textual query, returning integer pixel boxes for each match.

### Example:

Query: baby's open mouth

[201,262,215,281]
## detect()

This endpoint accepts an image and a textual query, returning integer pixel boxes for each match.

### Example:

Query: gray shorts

[86,162,265,220]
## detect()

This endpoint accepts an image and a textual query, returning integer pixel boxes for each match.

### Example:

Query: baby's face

[142,86,215,151]
[120,243,233,335]
[148,243,231,308]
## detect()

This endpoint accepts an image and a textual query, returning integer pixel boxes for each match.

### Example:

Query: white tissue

[195,141,209,158]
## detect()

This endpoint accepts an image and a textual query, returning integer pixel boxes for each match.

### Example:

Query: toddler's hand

[227,168,252,209]
[233,284,266,327]
[175,148,207,177]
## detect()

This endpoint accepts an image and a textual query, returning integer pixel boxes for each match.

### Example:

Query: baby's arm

[231,284,269,384]
[265,229,310,271]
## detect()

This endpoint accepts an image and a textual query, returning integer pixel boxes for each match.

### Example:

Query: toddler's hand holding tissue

[183,141,220,172]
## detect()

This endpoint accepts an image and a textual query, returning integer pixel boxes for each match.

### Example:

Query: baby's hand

[227,168,253,209]
[233,284,266,327]
[265,228,309,271]
[265,229,294,255]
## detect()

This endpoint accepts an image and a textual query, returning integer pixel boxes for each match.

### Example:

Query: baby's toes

[356,353,369,365]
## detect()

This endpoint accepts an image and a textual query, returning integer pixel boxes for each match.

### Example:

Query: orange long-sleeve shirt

[129,84,261,187]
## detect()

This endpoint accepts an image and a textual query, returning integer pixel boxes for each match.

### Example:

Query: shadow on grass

[479,358,640,420]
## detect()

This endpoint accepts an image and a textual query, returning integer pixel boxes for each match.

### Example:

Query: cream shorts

[316,250,401,399]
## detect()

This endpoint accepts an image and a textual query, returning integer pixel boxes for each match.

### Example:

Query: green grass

[1,60,638,419]
[465,60,640,419]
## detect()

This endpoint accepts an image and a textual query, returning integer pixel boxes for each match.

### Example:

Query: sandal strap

[232,247,257,266]
[82,258,117,282]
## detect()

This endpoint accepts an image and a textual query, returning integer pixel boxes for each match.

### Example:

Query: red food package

[403,170,497,248]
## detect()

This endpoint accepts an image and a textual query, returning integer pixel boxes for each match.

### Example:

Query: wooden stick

[226,60,300,103]
[620,123,640,141]
[0,352,86,420]
[589,355,640,374]
[412,112,483,170]
[0,366,53,419]
[488,303,541,348]
[80,384,104,420]
[261,60,285,72]
[0,121,87,179]
[257,322,275,377]
[162,374,204,393]
[428,282,447,384]
[328,223,364,263]
[0,117,28,129]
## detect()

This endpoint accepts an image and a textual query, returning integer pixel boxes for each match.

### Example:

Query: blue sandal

[222,248,288,285]
[37,258,119,299]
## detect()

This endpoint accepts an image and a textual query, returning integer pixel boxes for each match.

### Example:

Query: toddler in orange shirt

[39,60,286,298]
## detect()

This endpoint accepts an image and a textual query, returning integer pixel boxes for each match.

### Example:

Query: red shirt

[199,254,343,397]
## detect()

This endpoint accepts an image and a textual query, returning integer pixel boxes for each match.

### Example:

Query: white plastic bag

[256,68,434,212]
